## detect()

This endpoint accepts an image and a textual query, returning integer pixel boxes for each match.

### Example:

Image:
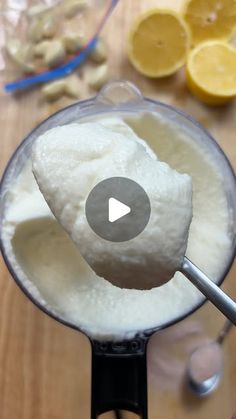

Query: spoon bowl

[187,321,233,396]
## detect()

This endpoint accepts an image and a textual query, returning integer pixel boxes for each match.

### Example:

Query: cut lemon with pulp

[183,0,236,45]
[128,9,191,78]
[186,41,236,105]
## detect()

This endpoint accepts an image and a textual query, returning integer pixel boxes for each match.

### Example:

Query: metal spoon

[187,320,233,396]
[181,257,236,325]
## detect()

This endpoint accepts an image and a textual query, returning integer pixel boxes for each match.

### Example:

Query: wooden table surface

[0,1,236,418]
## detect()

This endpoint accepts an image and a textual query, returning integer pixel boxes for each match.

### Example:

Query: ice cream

[32,119,192,289]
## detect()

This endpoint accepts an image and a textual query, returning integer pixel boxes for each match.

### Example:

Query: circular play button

[85,177,151,242]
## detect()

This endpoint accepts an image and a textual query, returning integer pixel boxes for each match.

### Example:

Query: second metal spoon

[187,320,233,396]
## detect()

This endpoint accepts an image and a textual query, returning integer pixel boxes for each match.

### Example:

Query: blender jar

[0,81,235,418]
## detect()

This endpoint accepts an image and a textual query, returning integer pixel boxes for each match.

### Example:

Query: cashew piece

[62,32,84,54]
[44,40,66,67]
[64,75,81,98]
[86,64,109,90]
[42,79,66,101]
[28,14,57,43]
[26,4,52,19]
[42,15,57,38]
[61,0,88,19]
[6,39,35,73]
[42,75,81,101]
[89,38,107,63]
[34,40,51,57]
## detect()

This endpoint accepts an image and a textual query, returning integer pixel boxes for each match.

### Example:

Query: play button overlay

[108,198,131,222]
[85,177,151,242]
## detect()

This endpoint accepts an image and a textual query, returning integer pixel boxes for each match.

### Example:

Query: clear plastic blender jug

[0,81,236,418]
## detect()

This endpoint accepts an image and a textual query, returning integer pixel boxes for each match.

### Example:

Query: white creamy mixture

[1,113,232,340]
[32,119,192,289]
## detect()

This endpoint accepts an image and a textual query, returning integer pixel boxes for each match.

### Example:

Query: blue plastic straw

[4,0,119,93]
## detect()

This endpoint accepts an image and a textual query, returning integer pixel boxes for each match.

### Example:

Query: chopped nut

[6,39,35,73]
[64,75,81,98]
[44,40,66,67]
[62,32,84,54]
[86,63,109,90]
[42,79,66,101]
[61,0,88,19]
[34,40,50,57]
[89,38,107,63]
[28,14,57,43]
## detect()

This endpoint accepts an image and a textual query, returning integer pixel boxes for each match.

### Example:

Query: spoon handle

[181,257,236,325]
[216,319,233,345]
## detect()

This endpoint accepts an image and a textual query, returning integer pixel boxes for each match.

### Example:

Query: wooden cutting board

[0,1,235,418]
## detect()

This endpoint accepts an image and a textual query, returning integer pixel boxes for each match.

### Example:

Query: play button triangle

[108,197,131,223]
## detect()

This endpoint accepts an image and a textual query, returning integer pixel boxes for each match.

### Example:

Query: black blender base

[114,411,122,419]
[91,338,148,418]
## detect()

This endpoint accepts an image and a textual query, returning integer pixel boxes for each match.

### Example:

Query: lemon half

[128,9,191,78]
[183,0,236,45]
[186,41,236,105]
